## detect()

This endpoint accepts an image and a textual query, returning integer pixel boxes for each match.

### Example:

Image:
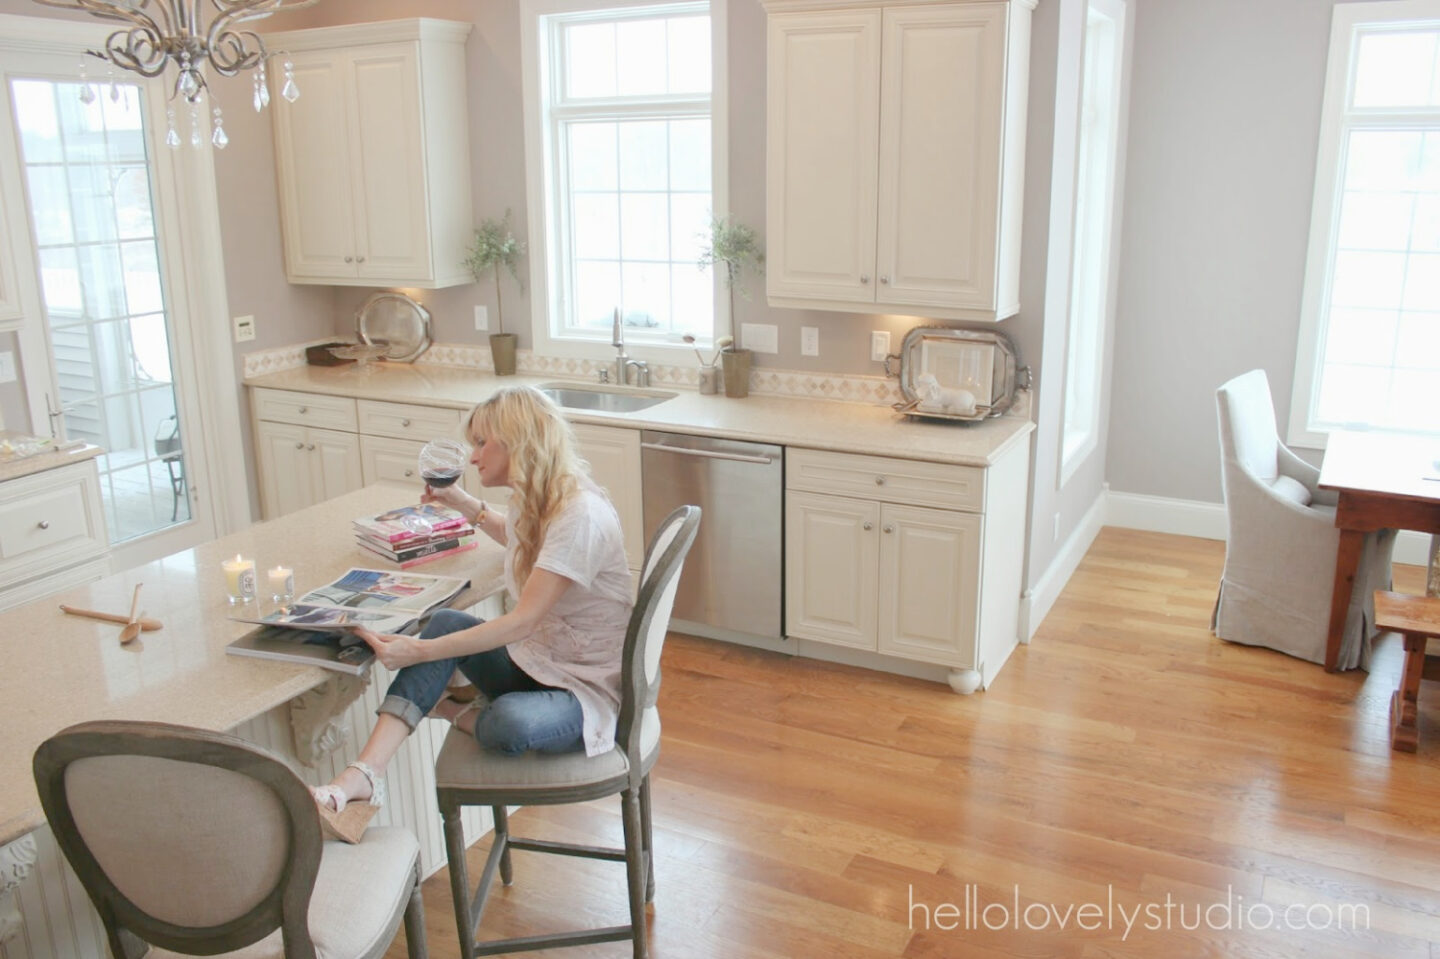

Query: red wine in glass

[421,468,463,488]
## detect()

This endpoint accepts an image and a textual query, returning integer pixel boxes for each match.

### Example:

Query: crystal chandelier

[33,0,318,149]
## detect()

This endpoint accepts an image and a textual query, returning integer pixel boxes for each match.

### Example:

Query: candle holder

[222,556,257,605]
[269,566,295,606]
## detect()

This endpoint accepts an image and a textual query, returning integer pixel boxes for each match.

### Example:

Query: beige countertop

[0,482,505,845]
[0,431,103,483]
[244,363,1034,467]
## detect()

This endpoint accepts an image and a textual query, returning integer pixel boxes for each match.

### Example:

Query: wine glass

[419,438,467,490]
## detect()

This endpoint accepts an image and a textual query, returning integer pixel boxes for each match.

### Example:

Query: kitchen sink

[538,383,677,413]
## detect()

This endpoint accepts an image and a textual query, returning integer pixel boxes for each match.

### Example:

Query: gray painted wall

[1107,0,1334,505]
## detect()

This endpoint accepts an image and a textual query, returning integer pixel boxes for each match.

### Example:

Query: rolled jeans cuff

[379,693,426,731]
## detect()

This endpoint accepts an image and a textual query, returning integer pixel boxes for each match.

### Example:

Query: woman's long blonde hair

[468,386,588,588]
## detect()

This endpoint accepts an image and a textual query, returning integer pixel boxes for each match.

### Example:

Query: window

[522,0,724,356]
[1060,0,1126,483]
[1291,0,1440,444]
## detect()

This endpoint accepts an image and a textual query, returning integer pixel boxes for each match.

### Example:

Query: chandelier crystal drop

[35,0,317,144]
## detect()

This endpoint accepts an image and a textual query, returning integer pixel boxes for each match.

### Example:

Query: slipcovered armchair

[1212,369,1396,669]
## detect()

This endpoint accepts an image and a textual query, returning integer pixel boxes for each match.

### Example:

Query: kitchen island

[0,483,505,958]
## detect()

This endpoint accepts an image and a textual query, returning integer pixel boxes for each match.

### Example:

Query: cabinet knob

[357,256,366,263]
[37,520,49,530]
[875,475,886,485]
[860,275,870,284]
[344,256,353,263]
[401,418,411,427]
[880,275,890,284]
[306,443,316,451]
[883,524,894,534]
[298,406,307,414]
[294,441,304,450]
[863,521,873,531]
[404,469,414,477]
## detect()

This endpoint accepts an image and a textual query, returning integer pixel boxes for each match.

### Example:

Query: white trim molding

[1020,486,1106,641]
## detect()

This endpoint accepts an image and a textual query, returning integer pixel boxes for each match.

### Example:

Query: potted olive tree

[699,215,765,397]
[465,211,526,376]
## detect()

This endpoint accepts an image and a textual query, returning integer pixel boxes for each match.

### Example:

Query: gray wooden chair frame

[33,720,427,959]
[436,504,701,959]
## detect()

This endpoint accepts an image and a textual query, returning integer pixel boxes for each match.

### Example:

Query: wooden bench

[1374,591,1440,752]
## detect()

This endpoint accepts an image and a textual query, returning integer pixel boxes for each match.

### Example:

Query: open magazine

[226,567,469,675]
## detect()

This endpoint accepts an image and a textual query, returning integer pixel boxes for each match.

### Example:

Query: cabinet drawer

[786,448,983,512]
[0,462,106,569]
[253,388,357,431]
[360,434,426,486]
[358,399,464,442]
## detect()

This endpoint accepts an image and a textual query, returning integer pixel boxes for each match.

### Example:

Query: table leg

[1326,529,1365,672]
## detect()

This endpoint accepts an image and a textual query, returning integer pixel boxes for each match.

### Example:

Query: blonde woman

[310,386,633,842]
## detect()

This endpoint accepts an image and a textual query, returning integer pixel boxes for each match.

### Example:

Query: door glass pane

[9,78,191,543]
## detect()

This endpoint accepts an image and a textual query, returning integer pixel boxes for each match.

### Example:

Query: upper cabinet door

[766,10,881,303]
[272,51,359,281]
[349,45,431,282]
[877,3,1005,311]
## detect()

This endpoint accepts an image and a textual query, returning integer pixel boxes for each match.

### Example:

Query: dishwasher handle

[640,441,775,466]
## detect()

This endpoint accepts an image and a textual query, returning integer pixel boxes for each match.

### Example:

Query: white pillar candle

[268,566,294,599]
[222,555,256,602]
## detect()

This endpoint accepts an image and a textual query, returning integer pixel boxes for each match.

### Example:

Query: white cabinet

[255,420,363,517]
[571,423,644,573]
[268,19,473,288]
[0,459,110,610]
[765,0,1032,321]
[785,443,1027,692]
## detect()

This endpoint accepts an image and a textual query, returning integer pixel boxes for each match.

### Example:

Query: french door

[0,42,219,565]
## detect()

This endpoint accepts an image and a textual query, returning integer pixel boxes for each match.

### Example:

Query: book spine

[397,542,478,569]
[353,519,467,544]
[357,533,475,562]
[358,527,475,553]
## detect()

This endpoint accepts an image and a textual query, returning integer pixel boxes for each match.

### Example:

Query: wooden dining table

[1318,430,1440,671]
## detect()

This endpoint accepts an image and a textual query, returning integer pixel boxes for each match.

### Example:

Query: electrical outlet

[741,323,779,354]
[870,330,890,362]
[801,327,819,356]
[474,305,488,331]
[0,351,14,384]
[233,314,255,343]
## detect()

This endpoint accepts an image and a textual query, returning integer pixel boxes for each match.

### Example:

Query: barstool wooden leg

[494,805,514,885]
[639,775,655,903]
[441,804,476,959]
[621,788,648,959]
[1391,632,1426,752]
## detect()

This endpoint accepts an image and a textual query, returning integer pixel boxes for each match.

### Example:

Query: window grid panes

[1310,22,1440,434]
[544,4,714,342]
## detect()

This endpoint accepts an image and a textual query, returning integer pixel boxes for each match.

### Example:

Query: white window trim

[519,0,729,364]
[1289,0,1440,449]
[1058,0,1128,487]
[0,14,249,546]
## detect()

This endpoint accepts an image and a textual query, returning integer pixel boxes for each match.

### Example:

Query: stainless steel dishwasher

[641,431,783,639]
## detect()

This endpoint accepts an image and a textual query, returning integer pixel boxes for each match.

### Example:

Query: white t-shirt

[503,478,634,756]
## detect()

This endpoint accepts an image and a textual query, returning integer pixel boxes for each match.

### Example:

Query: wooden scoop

[59,605,163,631]
[118,584,144,645]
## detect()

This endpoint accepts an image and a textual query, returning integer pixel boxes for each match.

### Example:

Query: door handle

[640,442,774,466]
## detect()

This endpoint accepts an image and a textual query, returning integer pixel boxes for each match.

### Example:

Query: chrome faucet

[626,359,650,387]
[611,307,629,385]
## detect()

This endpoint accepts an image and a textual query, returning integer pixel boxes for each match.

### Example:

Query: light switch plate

[233,315,255,343]
[801,327,819,356]
[0,351,14,384]
[870,330,891,362]
[741,323,779,354]
[474,305,488,331]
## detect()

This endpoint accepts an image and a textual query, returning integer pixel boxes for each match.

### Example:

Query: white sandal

[311,761,385,844]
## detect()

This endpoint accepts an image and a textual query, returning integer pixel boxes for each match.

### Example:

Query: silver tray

[885,327,1027,422]
[355,292,432,363]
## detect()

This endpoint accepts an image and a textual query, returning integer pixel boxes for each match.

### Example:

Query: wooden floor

[387,529,1440,958]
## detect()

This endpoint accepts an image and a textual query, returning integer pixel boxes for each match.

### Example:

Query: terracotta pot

[720,348,751,398]
[489,333,518,376]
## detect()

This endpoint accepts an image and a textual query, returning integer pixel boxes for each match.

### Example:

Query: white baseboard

[1104,491,1433,566]
[1020,488,1107,641]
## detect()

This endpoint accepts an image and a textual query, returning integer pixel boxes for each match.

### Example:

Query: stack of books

[353,503,478,568]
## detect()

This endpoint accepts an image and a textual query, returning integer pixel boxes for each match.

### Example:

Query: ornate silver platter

[355,292,433,362]
[885,327,1028,422]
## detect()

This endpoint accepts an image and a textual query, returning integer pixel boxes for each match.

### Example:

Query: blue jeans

[378,608,584,755]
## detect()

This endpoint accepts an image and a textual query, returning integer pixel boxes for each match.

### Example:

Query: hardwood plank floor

[386,528,1440,958]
